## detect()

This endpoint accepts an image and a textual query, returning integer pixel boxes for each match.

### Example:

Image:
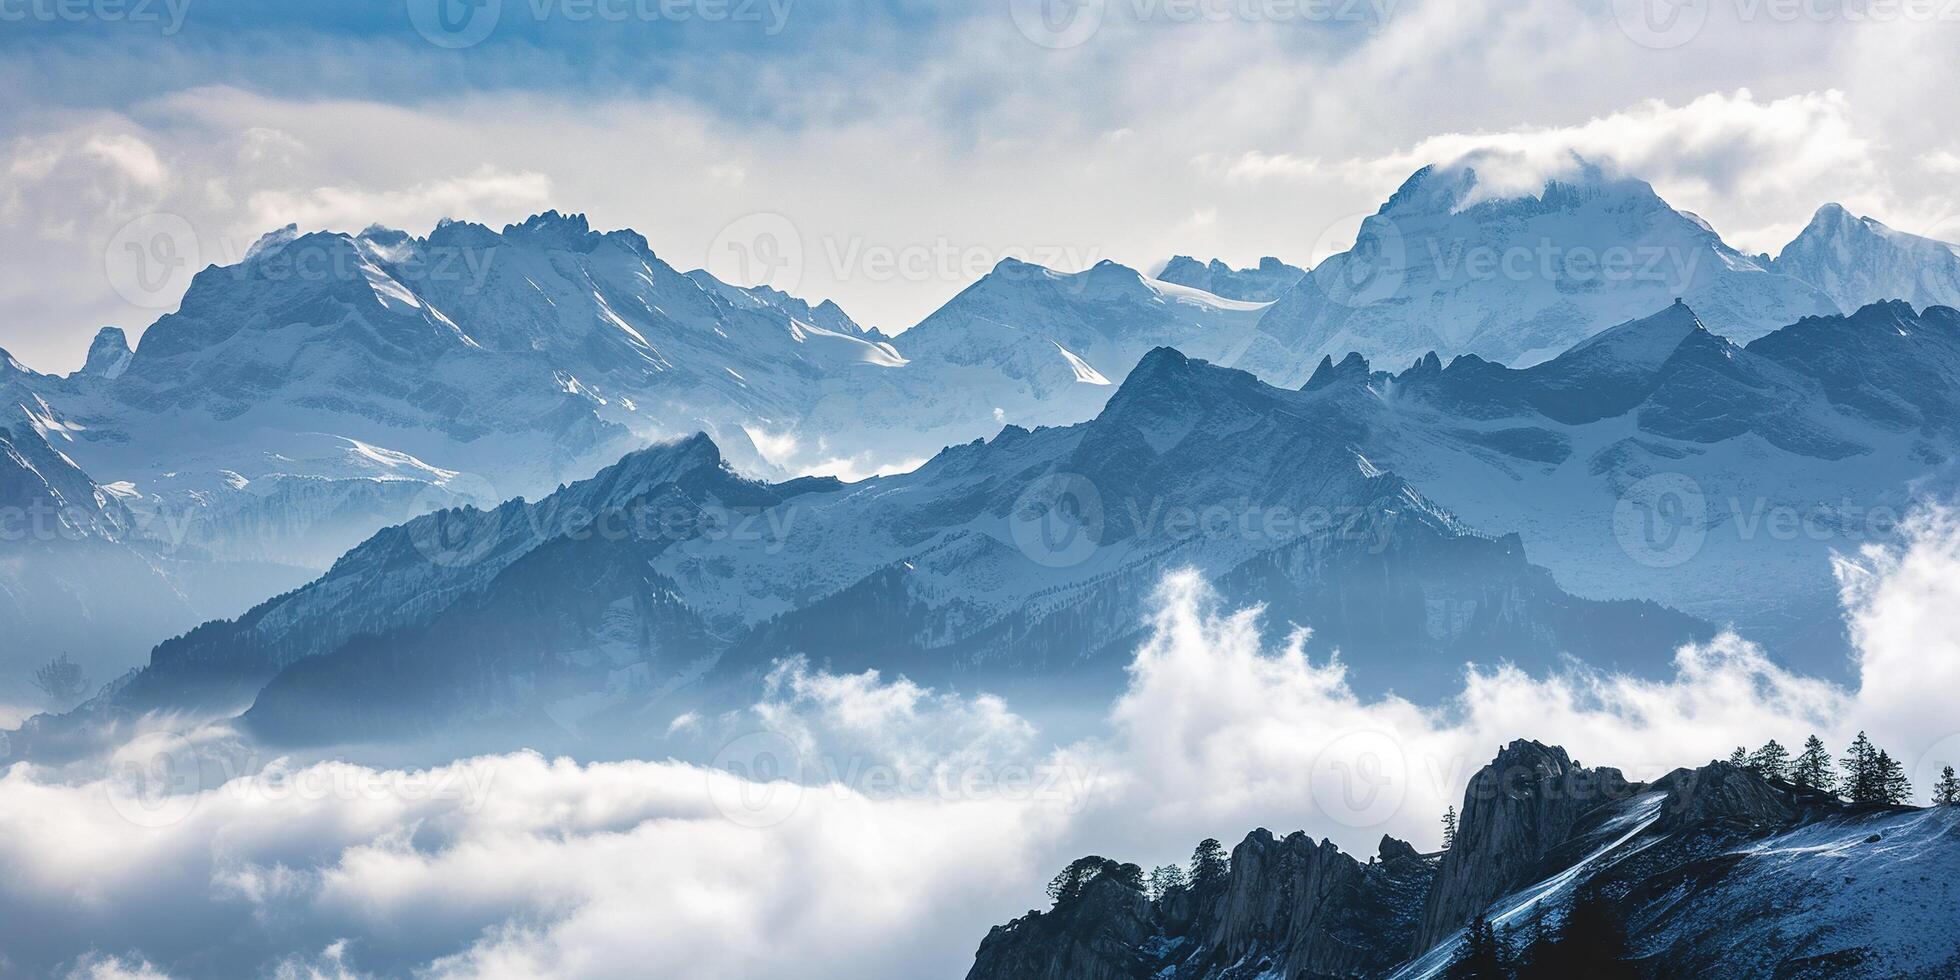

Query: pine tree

[1877,751,1911,805]
[1046,856,1137,905]
[1145,863,1186,899]
[31,653,87,706]
[1519,888,1638,979]
[1515,901,1547,977]
[1843,731,1880,803]
[1792,735,1835,793]
[1190,838,1229,886]
[1727,745,1751,768]
[1441,806,1458,850]
[1445,911,1507,980]
[1749,739,1791,782]
[1935,766,1960,806]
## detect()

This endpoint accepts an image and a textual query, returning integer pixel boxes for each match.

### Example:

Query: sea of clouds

[4,508,1959,978]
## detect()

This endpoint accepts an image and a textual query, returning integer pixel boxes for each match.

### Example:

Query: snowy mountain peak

[1774,203,1960,313]
[358,221,409,241]
[79,327,133,380]
[1809,200,1855,226]
[1249,162,1834,375]
[501,209,603,251]
[1095,346,1272,438]
[1157,254,1305,301]
[1406,153,1664,216]
[574,430,732,504]
[1556,299,1707,367]
[244,223,299,260]
[1303,351,1372,390]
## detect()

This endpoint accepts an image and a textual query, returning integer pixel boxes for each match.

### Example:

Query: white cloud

[1835,506,1960,770]
[64,954,174,980]
[243,167,555,241]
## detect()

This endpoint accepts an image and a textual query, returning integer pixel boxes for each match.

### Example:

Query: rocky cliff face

[1413,739,1632,949]
[967,875,1157,980]
[966,741,1955,980]
[968,833,1435,980]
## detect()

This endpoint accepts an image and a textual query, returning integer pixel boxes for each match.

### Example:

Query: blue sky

[4,0,1960,370]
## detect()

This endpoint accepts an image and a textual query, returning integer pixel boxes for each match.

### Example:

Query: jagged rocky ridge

[1158,255,1307,302]
[967,740,1960,979]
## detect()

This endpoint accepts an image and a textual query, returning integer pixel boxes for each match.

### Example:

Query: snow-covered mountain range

[21,347,1716,751]
[9,165,1955,571]
[28,291,1960,750]
[9,159,1960,711]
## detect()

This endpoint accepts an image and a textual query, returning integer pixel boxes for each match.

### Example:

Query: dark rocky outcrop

[967,832,1435,980]
[1648,760,1799,833]
[967,874,1155,980]
[1413,739,1632,950]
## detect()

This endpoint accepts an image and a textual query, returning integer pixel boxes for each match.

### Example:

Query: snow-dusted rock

[1773,203,1960,314]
